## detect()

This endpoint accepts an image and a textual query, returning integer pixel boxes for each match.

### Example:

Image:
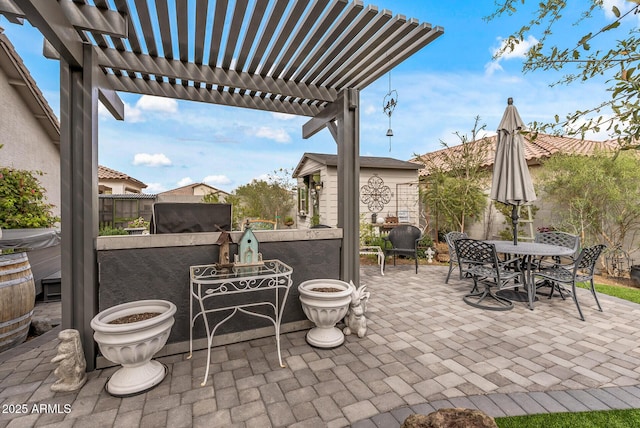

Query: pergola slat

[234,1,268,72]
[300,4,377,84]
[155,0,173,59]
[176,0,188,63]
[289,0,363,81]
[279,0,349,80]
[269,0,331,79]
[331,17,418,88]
[133,0,158,56]
[105,73,322,116]
[207,0,228,67]
[193,0,208,64]
[312,8,391,86]
[260,0,309,76]
[114,0,141,53]
[355,24,443,88]
[96,47,337,101]
[221,0,248,69]
[322,14,408,88]
[245,0,289,74]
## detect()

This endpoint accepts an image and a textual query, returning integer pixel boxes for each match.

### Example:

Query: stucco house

[158,182,229,203]
[293,152,422,229]
[0,27,60,217]
[98,165,147,194]
[414,133,620,240]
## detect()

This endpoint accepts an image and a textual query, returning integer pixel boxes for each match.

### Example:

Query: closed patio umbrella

[490,98,536,245]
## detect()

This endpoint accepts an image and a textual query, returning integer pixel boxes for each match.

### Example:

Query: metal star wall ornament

[360,175,392,213]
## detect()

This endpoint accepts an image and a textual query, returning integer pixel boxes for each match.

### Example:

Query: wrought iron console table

[188,259,293,386]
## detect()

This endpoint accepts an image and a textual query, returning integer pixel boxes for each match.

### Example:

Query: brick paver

[1,265,640,427]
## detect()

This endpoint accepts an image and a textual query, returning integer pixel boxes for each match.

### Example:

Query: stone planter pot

[91,299,176,397]
[124,227,146,235]
[298,279,354,348]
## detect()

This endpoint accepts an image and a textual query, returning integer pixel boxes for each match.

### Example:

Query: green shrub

[0,163,59,229]
[99,225,128,236]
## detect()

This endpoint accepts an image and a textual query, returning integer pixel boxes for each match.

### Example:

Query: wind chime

[383,71,398,151]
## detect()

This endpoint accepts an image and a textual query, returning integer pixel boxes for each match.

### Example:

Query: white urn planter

[91,299,176,397]
[298,279,354,348]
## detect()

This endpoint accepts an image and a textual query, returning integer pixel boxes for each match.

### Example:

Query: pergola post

[336,89,360,286]
[60,44,99,370]
[303,89,360,286]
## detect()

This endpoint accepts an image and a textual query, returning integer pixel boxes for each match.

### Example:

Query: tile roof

[293,152,422,177]
[98,165,147,188]
[413,133,620,176]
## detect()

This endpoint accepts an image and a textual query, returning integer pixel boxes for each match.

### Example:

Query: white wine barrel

[0,252,35,353]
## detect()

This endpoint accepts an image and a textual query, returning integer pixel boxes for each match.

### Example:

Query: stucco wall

[0,66,60,218]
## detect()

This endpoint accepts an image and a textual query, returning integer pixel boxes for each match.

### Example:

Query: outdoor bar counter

[96,228,342,367]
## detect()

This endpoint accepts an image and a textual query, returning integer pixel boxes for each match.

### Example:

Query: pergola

[1,0,443,368]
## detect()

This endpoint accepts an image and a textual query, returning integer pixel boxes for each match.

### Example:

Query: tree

[538,151,640,251]
[487,1,640,149]
[229,168,295,227]
[419,117,491,237]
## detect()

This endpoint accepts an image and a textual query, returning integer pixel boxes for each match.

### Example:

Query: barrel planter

[0,252,36,353]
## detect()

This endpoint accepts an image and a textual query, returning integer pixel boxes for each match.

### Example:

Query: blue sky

[1,1,634,193]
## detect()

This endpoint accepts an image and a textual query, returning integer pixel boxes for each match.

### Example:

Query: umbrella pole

[511,205,519,245]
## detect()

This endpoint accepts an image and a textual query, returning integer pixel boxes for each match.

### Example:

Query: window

[298,180,309,216]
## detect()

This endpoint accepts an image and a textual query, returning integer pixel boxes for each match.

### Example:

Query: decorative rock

[50,329,87,392]
[425,247,435,263]
[30,319,52,336]
[401,408,498,428]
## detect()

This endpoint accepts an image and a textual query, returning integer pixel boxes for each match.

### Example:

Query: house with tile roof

[158,182,229,203]
[412,133,622,240]
[293,153,423,229]
[0,27,60,218]
[98,165,147,194]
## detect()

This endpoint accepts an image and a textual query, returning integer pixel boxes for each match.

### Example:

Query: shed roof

[0,1,443,117]
[413,133,621,177]
[293,152,422,177]
[0,27,59,142]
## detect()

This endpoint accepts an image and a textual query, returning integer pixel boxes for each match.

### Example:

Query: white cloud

[203,175,232,185]
[252,127,291,143]
[133,153,172,167]
[485,35,539,76]
[124,102,144,123]
[144,182,166,193]
[177,177,194,187]
[602,0,632,20]
[271,112,297,121]
[136,95,178,113]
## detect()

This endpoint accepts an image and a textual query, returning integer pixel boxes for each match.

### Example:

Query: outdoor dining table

[484,240,575,310]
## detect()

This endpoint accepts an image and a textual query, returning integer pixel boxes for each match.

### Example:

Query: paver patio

[1,264,640,427]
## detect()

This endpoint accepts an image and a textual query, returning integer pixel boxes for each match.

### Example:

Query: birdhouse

[234,226,263,266]
[215,231,232,266]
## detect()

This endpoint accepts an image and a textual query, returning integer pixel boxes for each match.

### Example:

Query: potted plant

[298,279,354,348]
[284,216,295,227]
[434,241,450,263]
[0,152,60,352]
[124,217,148,235]
[90,299,177,396]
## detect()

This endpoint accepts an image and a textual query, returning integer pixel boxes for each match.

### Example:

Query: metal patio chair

[534,244,606,321]
[444,231,468,284]
[454,238,524,311]
[533,231,580,295]
[533,231,580,268]
[382,225,422,274]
